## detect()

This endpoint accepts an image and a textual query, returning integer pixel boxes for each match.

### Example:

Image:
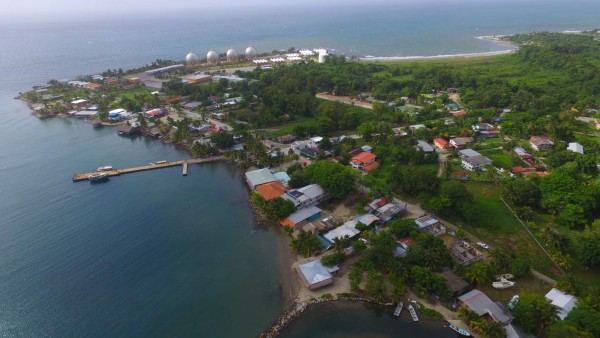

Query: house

[116,124,140,135]
[323,220,361,243]
[567,142,584,155]
[450,137,474,149]
[434,138,449,150]
[409,124,427,132]
[458,289,512,325]
[107,108,126,122]
[282,184,328,209]
[393,245,409,258]
[471,123,495,132]
[451,240,483,266]
[415,215,446,236]
[417,140,434,153]
[513,146,534,165]
[458,149,482,158]
[274,172,291,186]
[373,203,406,222]
[351,152,377,170]
[280,206,322,229]
[545,288,577,320]
[277,135,297,144]
[291,140,317,154]
[70,99,88,110]
[462,155,492,171]
[245,168,278,189]
[356,213,380,227]
[436,268,469,296]
[530,136,554,151]
[255,181,287,201]
[451,110,467,117]
[296,259,339,290]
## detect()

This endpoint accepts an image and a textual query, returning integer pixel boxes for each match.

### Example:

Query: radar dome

[207,50,219,63]
[226,48,239,62]
[185,52,200,66]
[245,46,257,59]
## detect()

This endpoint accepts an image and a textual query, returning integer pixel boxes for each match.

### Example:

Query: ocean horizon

[1,1,599,336]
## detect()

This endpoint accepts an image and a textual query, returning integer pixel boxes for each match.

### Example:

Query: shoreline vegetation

[19,29,600,338]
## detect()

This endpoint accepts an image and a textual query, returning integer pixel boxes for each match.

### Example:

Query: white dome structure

[185,52,200,66]
[207,50,219,63]
[226,48,239,62]
[245,46,257,59]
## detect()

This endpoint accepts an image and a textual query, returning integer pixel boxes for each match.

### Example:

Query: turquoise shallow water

[0,1,598,336]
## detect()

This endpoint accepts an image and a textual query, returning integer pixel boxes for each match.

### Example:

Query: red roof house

[351,152,377,170]
[256,181,287,201]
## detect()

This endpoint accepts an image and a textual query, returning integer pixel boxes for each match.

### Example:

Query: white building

[545,288,577,320]
[462,155,493,171]
[567,142,584,154]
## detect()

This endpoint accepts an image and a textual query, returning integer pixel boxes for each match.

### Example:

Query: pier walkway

[72,156,225,182]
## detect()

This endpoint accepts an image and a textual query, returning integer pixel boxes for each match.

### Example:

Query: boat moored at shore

[88,172,108,182]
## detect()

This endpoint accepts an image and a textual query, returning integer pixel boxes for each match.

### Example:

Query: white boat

[492,278,516,289]
[97,165,113,172]
[408,304,419,322]
[449,323,471,336]
[89,172,108,182]
[394,302,404,317]
[495,274,514,280]
[508,295,519,310]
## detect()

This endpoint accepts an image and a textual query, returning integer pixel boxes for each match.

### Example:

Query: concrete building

[245,168,277,189]
[567,142,584,154]
[462,155,493,171]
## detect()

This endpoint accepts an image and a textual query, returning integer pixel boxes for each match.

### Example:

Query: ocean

[0,1,598,336]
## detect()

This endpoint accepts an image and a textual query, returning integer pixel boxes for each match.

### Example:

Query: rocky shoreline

[259,296,394,338]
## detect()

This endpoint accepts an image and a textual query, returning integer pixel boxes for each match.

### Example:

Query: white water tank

[207,50,219,63]
[318,52,328,64]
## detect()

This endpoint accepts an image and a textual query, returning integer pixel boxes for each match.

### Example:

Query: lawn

[448,182,556,274]
[117,87,152,99]
[257,118,313,137]
[482,149,520,169]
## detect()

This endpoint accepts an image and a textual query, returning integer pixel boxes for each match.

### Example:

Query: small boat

[492,278,516,289]
[96,166,113,172]
[449,323,471,336]
[495,274,515,280]
[508,295,519,310]
[89,172,108,182]
[394,302,404,317]
[155,160,167,164]
[408,304,419,322]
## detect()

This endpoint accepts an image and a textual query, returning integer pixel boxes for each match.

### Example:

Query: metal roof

[323,221,360,242]
[459,289,512,324]
[286,206,321,224]
[459,149,482,157]
[245,168,277,187]
[298,260,336,286]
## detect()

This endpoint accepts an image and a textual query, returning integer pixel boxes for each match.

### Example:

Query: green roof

[245,168,277,187]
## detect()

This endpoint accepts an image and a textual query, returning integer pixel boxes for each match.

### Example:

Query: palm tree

[464,262,490,286]
[290,231,321,257]
[332,236,351,254]
[556,273,579,295]
[488,248,511,272]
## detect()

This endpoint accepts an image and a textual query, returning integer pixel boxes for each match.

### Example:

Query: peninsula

[20,30,600,338]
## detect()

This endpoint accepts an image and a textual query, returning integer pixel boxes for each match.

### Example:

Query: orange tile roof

[434,138,449,147]
[362,162,379,172]
[256,181,287,201]
[351,152,377,165]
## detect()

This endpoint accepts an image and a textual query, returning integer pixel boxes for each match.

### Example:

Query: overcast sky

[0,0,579,22]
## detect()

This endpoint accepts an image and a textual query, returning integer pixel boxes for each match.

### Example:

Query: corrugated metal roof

[286,206,321,224]
[245,168,277,187]
[459,289,511,324]
[298,260,335,285]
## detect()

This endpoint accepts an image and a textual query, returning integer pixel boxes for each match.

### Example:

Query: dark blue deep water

[0,1,598,336]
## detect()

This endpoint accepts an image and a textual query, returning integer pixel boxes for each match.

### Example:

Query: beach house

[280,206,322,229]
[255,181,287,201]
[296,259,339,290]
[245,168,278,189]
[282,184,328,209]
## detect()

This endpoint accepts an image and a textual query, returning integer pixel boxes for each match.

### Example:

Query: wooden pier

[72,156,224,182]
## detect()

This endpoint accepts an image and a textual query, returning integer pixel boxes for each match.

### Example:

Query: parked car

[477,242,489,250]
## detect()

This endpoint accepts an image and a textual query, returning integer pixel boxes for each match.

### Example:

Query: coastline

[360,35,518,62]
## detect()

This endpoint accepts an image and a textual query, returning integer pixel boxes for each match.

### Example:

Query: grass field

[448,182,556,274]
[117,87,152,99]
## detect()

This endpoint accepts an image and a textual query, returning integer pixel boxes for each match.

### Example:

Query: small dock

[72,156,224,182]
